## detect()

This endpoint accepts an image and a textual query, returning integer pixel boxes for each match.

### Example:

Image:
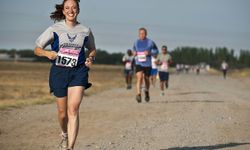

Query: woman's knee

[58,109,67,119]
[68,106,79,116]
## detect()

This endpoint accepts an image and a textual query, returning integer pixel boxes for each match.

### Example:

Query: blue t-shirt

[133,38,158,67]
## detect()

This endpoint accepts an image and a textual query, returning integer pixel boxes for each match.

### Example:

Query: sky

[0,0,249,53]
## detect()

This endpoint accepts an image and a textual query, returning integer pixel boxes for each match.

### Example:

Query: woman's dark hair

[50,0,80,22]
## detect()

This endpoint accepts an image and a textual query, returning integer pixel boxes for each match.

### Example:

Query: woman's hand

[85,57,93,68]
[45,51,58,60]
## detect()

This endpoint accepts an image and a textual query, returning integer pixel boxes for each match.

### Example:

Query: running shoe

[127,85,132,90]
[59,132,68,150]
[136,94,142,103]
[145,91,150,102]
[165,83,169,89]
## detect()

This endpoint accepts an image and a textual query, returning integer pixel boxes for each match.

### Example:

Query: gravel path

[1,72,250,150]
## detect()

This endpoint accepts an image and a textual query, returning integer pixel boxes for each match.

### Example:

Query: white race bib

[125,62,132,70]
[137,52,146,62]
[161,62,168,70]
[55,48,80,67]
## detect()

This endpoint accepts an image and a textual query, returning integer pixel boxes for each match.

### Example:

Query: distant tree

[170,46,250,69]
[239,50,250,68]
[18,49,35,57]
[89,49,123,65]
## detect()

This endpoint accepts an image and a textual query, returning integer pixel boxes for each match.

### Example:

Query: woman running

[34,0,96,149]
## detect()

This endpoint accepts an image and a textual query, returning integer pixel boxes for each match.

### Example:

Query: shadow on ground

[151,100,224,104]
[163,142,250,150]
[170,91,214,96]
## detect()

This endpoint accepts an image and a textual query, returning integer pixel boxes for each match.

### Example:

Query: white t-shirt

[157,53,172,72]
[122,54,134,70]
[151,57,158,69]
[221,62,228,70]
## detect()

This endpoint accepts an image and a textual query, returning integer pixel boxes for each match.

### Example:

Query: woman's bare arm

[34,47,57,60]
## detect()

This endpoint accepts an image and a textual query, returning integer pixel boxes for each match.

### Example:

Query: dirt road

[1,72,250,150]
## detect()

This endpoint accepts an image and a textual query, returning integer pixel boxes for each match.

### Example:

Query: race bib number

[125,62,132,70]
[55,48,80,67]
[137,52,146,62]
[161,62,168,70]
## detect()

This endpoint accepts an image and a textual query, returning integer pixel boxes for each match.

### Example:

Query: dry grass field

[0,61,124,110]
[208,67,250,77]
[230,68,250,78]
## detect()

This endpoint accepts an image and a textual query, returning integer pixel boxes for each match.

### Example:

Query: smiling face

[63,0,79,22]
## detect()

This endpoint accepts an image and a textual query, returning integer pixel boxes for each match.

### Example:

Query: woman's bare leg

[56,97,68,134]
[67,86,84,149]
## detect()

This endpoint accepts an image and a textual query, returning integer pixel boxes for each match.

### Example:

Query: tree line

[0,49,124,65]
[171,47,250,69]
[0,47,250,69]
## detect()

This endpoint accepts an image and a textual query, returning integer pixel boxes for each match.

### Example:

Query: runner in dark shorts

[132,27,158,103]
[122,49,134,89]
[157,45,172,96]
[221,60,229,79]
[34,0,96,149]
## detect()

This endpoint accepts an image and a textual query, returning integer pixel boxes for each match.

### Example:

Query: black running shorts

[135,65,152,77]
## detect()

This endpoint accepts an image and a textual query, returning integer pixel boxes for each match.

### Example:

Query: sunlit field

[0,61,124,110]
[230,68,250,78]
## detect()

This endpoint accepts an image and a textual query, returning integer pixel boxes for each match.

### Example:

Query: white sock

[62,132,68,138]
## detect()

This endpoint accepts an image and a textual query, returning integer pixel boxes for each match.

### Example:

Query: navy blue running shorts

[124,69,133,76]
[159,71,169,81]
[49,64,91,98]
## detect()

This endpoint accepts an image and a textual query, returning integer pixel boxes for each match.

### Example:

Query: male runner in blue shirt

[133,27,158,103]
